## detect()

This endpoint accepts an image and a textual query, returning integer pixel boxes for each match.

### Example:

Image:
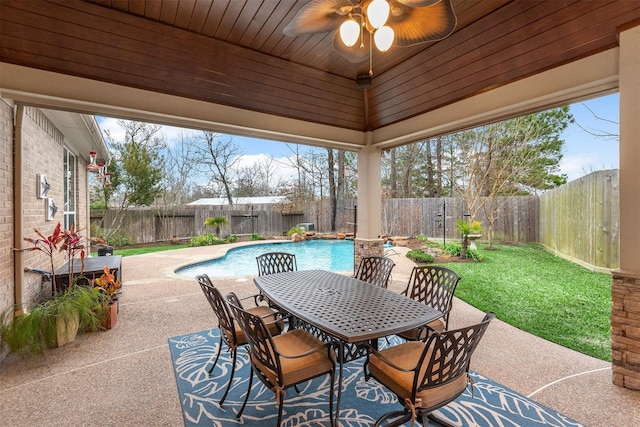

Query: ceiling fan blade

[390,0,457,46]
[332,32,370,64]
[284,0,354,36]
[395,0,441,8]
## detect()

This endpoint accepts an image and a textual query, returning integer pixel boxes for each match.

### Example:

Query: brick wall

[611,272,640,390]
[20,107,67,305]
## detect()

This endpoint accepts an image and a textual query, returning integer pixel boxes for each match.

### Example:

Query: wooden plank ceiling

[1,0,639,132]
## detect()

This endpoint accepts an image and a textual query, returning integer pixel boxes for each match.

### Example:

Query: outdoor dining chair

[196,274,283,407]
[364,312,495,427]
[256,251,298,275]
[397,266,461,341]
[255,251,297,312]
[353,256,395,288]
[226,292,337,426]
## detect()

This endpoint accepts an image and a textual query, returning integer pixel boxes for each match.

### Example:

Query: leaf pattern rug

[169,329,584,427]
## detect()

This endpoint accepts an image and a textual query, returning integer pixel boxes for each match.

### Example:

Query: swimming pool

[176,239,355,278]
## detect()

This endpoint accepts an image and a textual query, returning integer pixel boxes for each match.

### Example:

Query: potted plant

[92,265,122,330]
[1,223,107,352]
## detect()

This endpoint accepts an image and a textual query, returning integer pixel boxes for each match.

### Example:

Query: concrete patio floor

[1,241,638,426]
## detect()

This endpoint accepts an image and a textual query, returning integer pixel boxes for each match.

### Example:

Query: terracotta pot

[101,300,118,330]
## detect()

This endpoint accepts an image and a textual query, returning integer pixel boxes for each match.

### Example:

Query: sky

[97,92,620,185]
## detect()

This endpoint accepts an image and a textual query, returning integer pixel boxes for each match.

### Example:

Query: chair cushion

[225,305,282,345]
[253,329,335,388]
[397,317,446,341]
[368,341,467,410]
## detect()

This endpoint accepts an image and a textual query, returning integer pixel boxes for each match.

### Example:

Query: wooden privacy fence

[91,206,304,243]
[91,197,538,243]
[90,170,619,270]
[539,169,619,271]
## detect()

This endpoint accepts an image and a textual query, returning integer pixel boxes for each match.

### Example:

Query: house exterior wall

[21,107,68,305]
[0,101,93,362]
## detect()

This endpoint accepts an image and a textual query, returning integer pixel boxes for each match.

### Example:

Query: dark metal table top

[254,270,442,343]
[54,255,122,275]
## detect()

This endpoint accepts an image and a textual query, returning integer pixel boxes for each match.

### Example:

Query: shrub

[226,234,238,243]
[465,249,483,262]
[249,233,265,241]
[443,243,462,257]
[406,249,435,264]
[91,226,131,247]
[287,226,305,236]
[190,234,226,247]
[415,234,430,244]
[443,243,483,261]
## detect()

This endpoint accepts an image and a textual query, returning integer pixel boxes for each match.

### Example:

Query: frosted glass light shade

[339,19,360,47]
[367,0,389,29]
[374,26,394,51]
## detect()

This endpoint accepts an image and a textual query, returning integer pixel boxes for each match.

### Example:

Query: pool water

[176,239,355,278]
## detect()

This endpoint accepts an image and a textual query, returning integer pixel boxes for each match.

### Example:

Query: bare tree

[155,131,201,240]
[192,132,242,205]
[160,131,200,206]
[575,102,619,141]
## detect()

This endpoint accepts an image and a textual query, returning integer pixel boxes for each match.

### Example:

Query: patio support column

[354,138,384,271]
[612,24,640,391]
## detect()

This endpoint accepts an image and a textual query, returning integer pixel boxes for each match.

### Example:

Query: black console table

[54,255,122,293]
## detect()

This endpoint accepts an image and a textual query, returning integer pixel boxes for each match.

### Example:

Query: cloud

[560,154,617,182]
[96,116,194,148]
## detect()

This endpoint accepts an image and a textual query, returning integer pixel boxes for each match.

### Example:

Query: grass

[91,244,190,257]
[434,243,612,361]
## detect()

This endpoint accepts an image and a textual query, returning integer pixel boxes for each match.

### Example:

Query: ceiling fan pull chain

[369,31,374,76]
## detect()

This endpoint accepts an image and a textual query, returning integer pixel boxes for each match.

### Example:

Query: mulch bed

[392,237,476,264]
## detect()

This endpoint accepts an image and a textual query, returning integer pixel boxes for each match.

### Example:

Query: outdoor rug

[169,329,584,426]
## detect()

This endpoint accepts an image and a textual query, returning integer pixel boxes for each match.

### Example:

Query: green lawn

[436,243,612,361]
[103,241,613,361]
[91,244,190,258]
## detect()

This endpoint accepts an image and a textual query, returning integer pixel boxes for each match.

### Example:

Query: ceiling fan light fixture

[367,0,390,29]
[339,18,360,47]
[374,25,394,52]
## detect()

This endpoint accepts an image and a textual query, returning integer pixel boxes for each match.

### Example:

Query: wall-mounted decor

[37,174,50,199]
[46,198,57,221]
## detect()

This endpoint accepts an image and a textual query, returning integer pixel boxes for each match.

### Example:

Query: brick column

[354,238,384,274]
[611,272,640,390]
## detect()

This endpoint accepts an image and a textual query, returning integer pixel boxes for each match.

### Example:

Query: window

[63,148,76,230]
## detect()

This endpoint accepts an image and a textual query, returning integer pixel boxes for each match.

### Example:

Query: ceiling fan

[283,0,457,68]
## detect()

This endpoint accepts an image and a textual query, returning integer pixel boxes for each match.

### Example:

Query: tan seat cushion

[253,329,335,388]
[224,305,282,345]
[397,317,446,341]
[368,341,467,410]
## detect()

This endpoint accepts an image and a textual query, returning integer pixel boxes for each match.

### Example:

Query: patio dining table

[253,269,442,425]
